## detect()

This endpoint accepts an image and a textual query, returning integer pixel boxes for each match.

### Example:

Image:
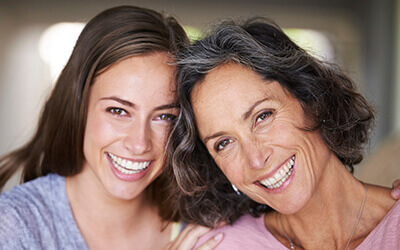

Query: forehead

[192,63,285,108]
[91,53,176,102]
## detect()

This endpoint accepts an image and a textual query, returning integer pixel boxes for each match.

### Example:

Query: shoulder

[0,201,35,248]
[358,200,400,249]
[0,174,65,244]
[195,214,281,250]
[0,173,63,210]
[219,213,266,235]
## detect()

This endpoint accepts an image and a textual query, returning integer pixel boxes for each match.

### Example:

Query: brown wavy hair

[166,17,375,227]
[0,5,188,221]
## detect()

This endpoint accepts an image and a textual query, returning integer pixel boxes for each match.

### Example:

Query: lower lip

[257,159,296,194]
[107,154,152,182]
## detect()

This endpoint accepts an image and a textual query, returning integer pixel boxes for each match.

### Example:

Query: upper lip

[255,155,294,182]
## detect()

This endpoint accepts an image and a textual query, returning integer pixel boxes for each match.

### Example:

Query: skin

[193,63,332,214]
[66,53,178,249]
[393,179,400,199]
[65,52,220,250]
[191,63,396,249]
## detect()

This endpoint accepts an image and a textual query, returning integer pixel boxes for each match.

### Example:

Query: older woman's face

[191,63,333,214]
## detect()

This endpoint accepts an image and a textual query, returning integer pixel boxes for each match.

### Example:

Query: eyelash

[215,138,233,152]
[255,110,273,125]
[213,111,274,152]
[107,107,128,116]
[213,111,273,152]
[156,114,177,121]
[106,107,177,122]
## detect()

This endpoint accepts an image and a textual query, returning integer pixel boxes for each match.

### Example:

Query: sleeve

[0,204,34,249]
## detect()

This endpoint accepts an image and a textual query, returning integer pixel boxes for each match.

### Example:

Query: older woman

[169,18,400,249]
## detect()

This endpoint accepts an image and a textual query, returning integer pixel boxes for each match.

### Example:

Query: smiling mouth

[259,155,295,189]
[107,152,150,175]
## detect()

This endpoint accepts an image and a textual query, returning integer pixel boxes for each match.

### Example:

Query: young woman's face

[82,52,177,201]
[191,63,332,214]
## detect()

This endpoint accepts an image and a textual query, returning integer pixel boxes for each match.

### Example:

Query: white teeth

[107,153,150,175]
[259,156,295,189]
[283,165,289,172]
[126,161,132,169]
[274,171,282,180]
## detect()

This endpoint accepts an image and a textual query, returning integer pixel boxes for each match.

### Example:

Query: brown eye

[157,114,177,121]
[256,111,272,124]
[216,139,233,152]
[107,107,127,116]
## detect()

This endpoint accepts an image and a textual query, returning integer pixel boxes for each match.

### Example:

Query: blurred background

[1,0,399,191]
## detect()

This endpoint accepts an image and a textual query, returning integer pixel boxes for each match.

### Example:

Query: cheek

[273,121,330,175]
[217,157,245,184]
[267,114,318,149]
[150,124,170,150]
[84,113,117,156]
[302,131,331,170]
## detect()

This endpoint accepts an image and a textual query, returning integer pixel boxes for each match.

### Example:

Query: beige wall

[0,1,362,157]
[0,0,397,189]
[395,0,400,133]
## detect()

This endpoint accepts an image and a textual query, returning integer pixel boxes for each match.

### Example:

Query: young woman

[169,18,400,249]
[0,6,220,249]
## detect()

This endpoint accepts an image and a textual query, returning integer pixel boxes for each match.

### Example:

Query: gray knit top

[0,174,88,249]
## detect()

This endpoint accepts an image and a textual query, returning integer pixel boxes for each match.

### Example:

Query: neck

[65,166,169,249]
[67,170,156,227]
[269,154,369,249]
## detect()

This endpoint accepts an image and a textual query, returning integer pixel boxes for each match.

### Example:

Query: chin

[109,185,145,201]
[100,175,144,201]
[254,190,311,215]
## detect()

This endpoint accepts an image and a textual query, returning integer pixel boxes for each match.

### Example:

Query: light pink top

[195,200,400,249]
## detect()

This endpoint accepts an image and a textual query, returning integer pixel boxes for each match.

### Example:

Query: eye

[255,111,272,124]
[215,138,233,152]
[107,107,128,116]
[156,114,177,121]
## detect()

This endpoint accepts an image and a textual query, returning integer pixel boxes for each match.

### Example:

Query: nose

[242,137,272,170]
[123,119,152,155]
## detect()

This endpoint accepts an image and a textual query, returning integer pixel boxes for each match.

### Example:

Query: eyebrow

[154,103,179,111]
[242,97,270,121]
[203,97,271,144]
[203,131,227,144]
[100,96,178,111]
[100,96,133,107]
